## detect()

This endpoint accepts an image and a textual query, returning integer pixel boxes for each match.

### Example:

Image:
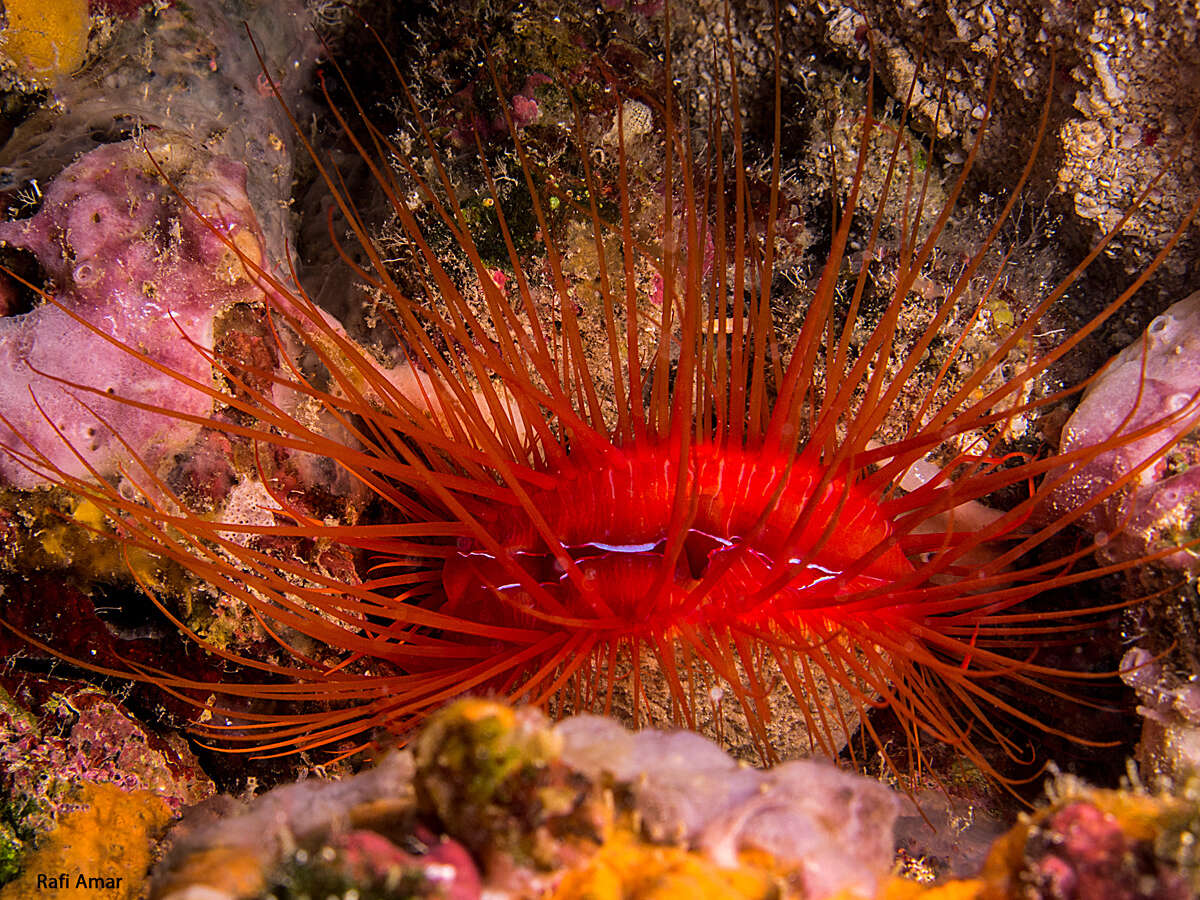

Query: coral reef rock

[557,713,900,898]
[0,673,214,888]
[978,778,1199,899]
[1122,646,1200,785]
[818,0,1200,268]
[1045,290,1200,568]
[150,750,419,900]
[143,699,1200,898]
[150,699,906,900]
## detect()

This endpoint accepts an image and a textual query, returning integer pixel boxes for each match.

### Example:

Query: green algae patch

[413,699,610,871]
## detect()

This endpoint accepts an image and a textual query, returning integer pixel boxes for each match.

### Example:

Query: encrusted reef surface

[0,137,277,489]
[0,689,1195,896]
[0,0,316,262]
[139,701,1200,899]
[0,667,212,896]
[817,0,1200,273]
[1,695,1193,896]
[1045,291,1200,569]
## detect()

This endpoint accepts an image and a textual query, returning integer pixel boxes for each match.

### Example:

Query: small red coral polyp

[441,441,912,634]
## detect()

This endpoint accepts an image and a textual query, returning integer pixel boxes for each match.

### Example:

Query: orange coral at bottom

[546,831,991,900]
[0,781,172,900]
[878,876,983,900]
[548,831,782,900]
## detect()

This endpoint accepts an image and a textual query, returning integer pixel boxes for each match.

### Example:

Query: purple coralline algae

[1045,290,1200,568]
[0,673,214,885]
[1020,801,1190,900]
[0,676,215,808]
[0,138,275,490]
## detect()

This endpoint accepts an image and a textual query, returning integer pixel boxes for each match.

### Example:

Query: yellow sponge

[0,0,90,83]
[0,781,171,899]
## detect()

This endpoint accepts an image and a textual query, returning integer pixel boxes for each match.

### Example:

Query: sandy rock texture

[816,0,1200,270]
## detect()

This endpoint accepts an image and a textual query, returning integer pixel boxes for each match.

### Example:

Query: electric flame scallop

[3,5,1200,784]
